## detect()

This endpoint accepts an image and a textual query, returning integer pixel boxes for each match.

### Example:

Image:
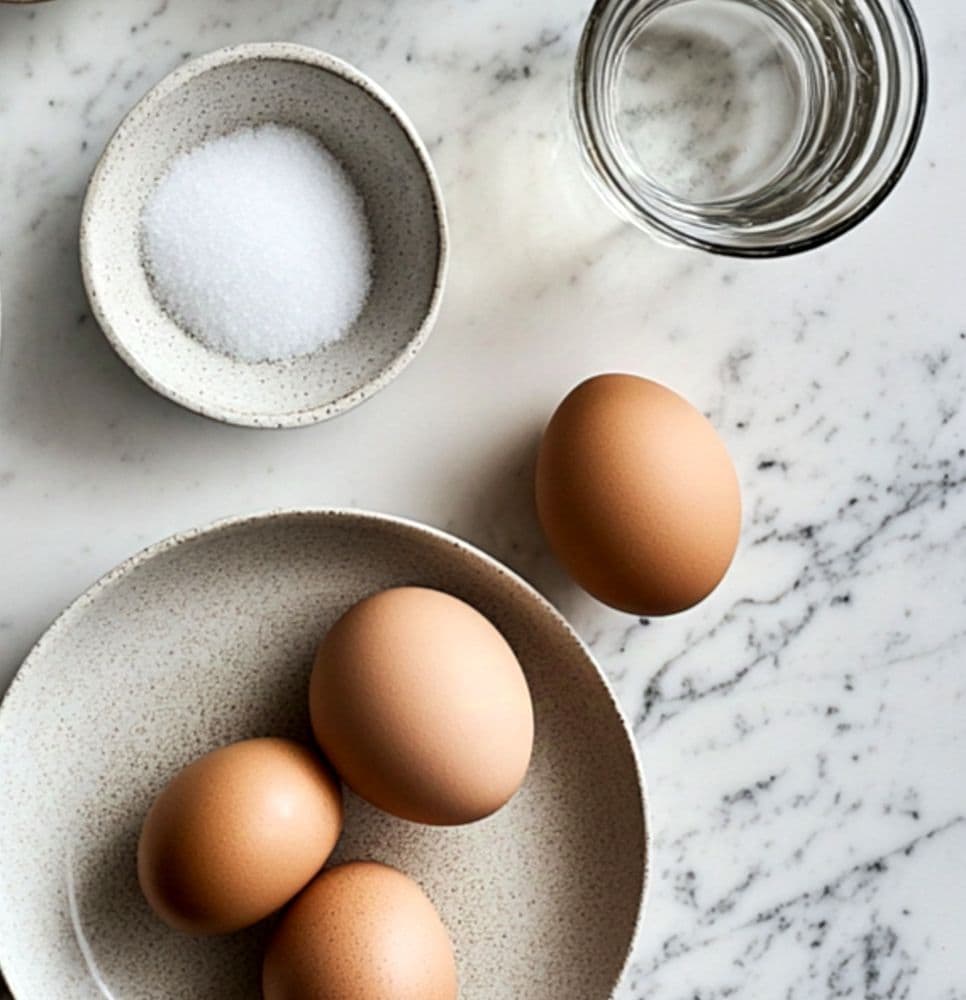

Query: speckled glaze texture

[80,44,448,428]
[0,510,647,999]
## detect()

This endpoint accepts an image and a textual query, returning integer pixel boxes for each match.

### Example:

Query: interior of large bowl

[0,511,647,999]
[81,49,445,426]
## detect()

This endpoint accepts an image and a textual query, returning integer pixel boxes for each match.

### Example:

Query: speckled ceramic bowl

[0,510,648,999]
[80,45,447,428]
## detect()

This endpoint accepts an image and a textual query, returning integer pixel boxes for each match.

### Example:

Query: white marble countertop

[1,0,964,997]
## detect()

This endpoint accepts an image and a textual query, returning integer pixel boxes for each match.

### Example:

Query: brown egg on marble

[262,861,458,1000]
[536,373,742,616]
[137,737,343,936]
[310,586,534,826]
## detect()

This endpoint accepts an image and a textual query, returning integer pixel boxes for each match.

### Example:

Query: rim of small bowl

[573,0,929,258]
[79,43,449,429]
[0,507,650,999]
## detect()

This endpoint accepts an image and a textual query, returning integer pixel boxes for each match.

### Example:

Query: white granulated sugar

[142,124,373,363]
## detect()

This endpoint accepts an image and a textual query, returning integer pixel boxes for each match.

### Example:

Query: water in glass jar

[616,0,807,203]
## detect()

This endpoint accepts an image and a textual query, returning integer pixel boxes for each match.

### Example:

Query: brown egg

[263,861,458,1000]
[137,737,343,935]
[310,587,534,826]
[536,373,741,616]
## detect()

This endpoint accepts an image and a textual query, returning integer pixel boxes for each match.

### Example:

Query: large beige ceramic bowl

[0,510,648,999]
[80,45,447,428]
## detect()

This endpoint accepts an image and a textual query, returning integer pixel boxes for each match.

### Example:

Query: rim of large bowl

[0,507,650,999]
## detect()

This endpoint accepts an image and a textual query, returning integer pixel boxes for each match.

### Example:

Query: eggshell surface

[310,586,534,826]
[536,373,742,616]
[137,737,343,935]
[262,861,458,1000]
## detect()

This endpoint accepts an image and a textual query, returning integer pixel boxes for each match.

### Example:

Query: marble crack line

[657,620,966,711]
[883,629,966,669]
[634,468,966,733]
[750,817,966,925]
[633,584,814,734]
[818,474,966,571]
[640,816,966,977]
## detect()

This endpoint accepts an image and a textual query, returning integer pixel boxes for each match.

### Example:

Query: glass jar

[573,0,928,256]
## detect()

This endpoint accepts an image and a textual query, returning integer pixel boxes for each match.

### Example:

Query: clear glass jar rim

[573,0,929,258]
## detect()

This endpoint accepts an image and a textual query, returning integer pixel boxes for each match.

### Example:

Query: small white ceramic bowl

[80,44,448,428]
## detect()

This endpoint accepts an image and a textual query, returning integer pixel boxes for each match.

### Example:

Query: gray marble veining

[1,0,964,997]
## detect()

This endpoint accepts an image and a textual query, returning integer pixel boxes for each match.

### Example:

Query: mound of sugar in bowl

[142,124,373,363]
